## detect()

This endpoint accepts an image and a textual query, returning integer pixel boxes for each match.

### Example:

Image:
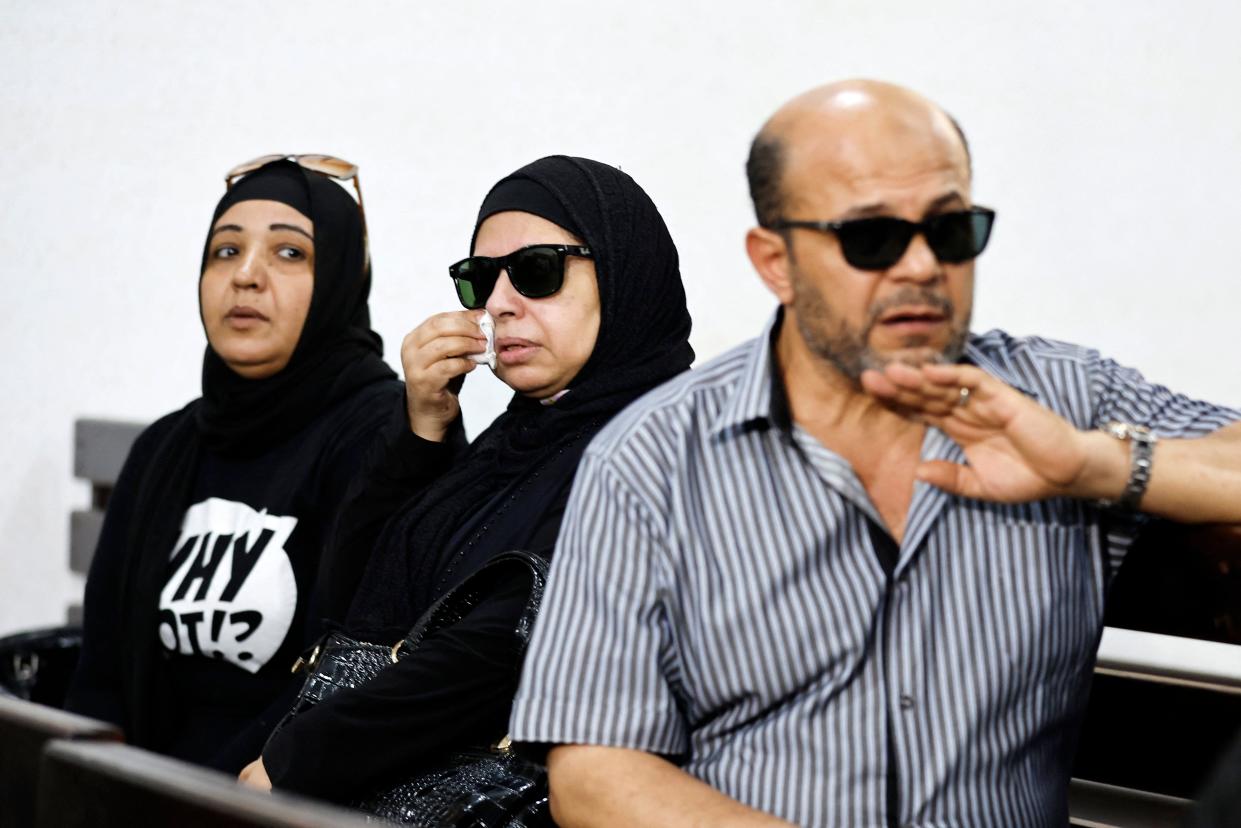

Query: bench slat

[38,740,374,828]
[73,419,144,487]
[0,696,122,828]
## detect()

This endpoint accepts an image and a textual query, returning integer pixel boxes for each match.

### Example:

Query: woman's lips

[495,337,539,366]
[225,306,269,328]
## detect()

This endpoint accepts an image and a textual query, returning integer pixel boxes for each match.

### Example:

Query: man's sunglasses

[771,207,996,271]
[225,154,368,252]
[449,244,593,309]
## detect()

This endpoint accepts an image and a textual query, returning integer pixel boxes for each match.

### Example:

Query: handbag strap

[393,550,550,663]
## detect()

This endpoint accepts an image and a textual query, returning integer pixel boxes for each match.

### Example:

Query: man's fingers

[915,460,977,496]
[863,368,961,414]
[866,363,1025,427]
[921,362,989,389]
[859,369,899,398]
[887,362,981,406]
[893,390,958,415]
[921,364,1007,408]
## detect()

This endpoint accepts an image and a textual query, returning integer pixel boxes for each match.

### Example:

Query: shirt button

[899,694,914,710]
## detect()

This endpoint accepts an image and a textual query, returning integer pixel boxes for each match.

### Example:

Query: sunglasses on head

[225,153,368,246]
[771,206,996,271]
[449,244,593,309]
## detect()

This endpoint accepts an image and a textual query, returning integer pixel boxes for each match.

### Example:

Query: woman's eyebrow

[270,223,313,240]
[208,223,242,238]
[207,223,313,240]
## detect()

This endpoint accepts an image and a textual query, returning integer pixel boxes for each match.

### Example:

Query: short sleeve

[509,452,689,757]
[1089,354,1240,437]
[1087,353,1241,573]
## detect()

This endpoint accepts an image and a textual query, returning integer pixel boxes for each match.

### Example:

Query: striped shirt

[510,312,1239,827]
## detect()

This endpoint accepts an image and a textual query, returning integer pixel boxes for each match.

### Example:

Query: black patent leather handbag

[268,550,552,827]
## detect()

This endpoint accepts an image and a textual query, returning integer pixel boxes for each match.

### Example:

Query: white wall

[2,0,1238,634]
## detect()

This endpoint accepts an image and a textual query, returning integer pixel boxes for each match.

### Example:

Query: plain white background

[2,1,1238,634]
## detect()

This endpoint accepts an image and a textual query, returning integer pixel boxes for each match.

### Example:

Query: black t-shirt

[68,378,404,771]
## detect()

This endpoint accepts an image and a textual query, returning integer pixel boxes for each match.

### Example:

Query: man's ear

[746,226,795,305]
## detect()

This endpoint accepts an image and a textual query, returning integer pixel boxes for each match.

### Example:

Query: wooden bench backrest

[37,740,373,828]
[0,696,121,828]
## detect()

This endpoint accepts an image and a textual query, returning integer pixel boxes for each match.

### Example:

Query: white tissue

[469,311,496,369]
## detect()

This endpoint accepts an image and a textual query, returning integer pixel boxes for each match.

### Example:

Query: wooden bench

[69,419,145,624]
[0,696,121,828]
[1068,778,1193,828]
[37,740,373,828]
[1071,523,1241,821]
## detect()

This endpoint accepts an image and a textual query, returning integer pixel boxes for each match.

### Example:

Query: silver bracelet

[1099,421,1156,511]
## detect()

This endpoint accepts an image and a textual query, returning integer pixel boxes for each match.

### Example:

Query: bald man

[508,80,1241,827]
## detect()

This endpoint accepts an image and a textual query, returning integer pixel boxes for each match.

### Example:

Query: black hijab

[196,161,395,454]
[347,155,693,635]
[119,161,395,747]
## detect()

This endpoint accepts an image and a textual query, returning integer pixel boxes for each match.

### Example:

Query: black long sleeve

[65,415,173,727]
[263,571,532,801]
[315,398,466,622]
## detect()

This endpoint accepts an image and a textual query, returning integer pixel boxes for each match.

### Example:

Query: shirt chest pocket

[961,500,1106,680]
[667,539,883,725]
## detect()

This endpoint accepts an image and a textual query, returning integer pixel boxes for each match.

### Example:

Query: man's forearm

[1077,421,1241,523]
[547,745,793,828]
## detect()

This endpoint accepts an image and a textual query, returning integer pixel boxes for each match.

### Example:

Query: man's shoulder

[587,337,758,460]
[967,329,1116,427]
[968,329,1103,390]
[969,329,1099,367]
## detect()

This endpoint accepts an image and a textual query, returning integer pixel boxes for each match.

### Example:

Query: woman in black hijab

[67,159,402,772]
[245,156,693,801]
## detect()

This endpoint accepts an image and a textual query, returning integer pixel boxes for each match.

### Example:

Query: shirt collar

[711,309,788,438]
[960,338,1038,399]
[712,309,1037,439]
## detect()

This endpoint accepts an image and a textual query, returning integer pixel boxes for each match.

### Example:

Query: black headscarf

[196,161,395,454]
[347,155,693,635]
[119,161,395,747]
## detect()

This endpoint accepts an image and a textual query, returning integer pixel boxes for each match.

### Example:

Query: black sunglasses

[771,207,996,271]
[449,244,593,309]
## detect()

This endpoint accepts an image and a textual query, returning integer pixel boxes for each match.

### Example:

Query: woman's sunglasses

[771,207,996,271]
[224,154,368,252]
[449,244,593,309]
